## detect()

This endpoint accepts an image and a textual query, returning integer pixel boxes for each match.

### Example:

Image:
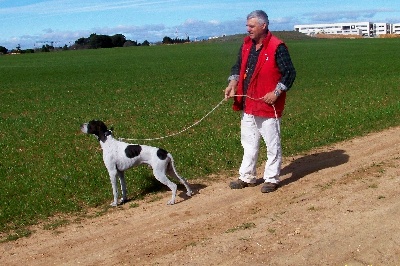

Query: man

[224,10,296,193]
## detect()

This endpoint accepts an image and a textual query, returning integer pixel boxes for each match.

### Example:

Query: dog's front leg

[117,170,127,204]
[108,169,119,207]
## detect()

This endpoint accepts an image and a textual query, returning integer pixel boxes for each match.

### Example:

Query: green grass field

[1,35,399,238]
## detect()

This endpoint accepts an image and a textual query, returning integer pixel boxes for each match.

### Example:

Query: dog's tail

[166,153,180,179]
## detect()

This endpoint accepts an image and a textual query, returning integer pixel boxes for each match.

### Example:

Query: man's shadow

[278,149,349,187]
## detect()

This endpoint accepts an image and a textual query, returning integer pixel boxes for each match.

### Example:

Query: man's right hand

[224,80,238,100]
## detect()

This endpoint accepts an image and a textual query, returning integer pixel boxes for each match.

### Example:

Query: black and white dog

[80,120,192,206]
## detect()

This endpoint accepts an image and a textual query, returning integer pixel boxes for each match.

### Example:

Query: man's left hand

[262,91,279,105]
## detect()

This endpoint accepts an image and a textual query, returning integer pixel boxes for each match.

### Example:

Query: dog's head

[81,120,112,142]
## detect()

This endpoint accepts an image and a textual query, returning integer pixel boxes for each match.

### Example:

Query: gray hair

[247,10,269,26]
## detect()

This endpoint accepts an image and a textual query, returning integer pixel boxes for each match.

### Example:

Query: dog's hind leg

[167,155,193,197]
[153,168,178,205]
[117,170,127,204]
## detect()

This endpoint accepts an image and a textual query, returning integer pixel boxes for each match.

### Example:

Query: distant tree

[73,37,89,49]
[89,33,100,48]
[89,33,113,49]
[123,40,138,47]
[162,36,173,44]
[175,37,188,44]
[72,34,155,49]
[162,36,189,44]
[0,46,7,54]
[75,37,88,46]
[111,34,126,47]
[41,45,51,52]
[62,44,69,51]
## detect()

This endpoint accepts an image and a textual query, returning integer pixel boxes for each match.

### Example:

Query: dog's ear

[98,123,109,143]
[98,132,107,143]
[101,126,114,141]
[86,120,99,136]
[90,120,109,142]
[97,120,108,132]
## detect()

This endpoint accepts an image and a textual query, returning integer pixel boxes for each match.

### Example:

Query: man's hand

[262,89,280,105]
[224,80,238,100]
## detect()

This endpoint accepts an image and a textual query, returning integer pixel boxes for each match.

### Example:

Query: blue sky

[1,0,399,50]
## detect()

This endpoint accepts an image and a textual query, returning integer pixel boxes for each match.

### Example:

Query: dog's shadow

[279,149,349,187]
[178,183,207,199]
[126,177,207,204]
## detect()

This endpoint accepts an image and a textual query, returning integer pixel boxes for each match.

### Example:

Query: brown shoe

[229,179,256,189]
[261,182,279,193]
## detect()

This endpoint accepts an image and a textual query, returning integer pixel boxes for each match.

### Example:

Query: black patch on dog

[157,148,168,160]
[125,145,142,158]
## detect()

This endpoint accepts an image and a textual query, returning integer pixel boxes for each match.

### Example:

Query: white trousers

[239,112,282,184]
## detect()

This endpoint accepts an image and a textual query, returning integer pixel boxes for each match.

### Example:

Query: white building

[294,22,373,37]
[392,23,400,34]
[374,23,391,36]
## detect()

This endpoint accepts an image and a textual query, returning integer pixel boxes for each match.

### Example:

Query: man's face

[246,18,267,42]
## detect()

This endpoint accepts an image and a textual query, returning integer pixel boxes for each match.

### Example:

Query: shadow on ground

[280,149,349,187]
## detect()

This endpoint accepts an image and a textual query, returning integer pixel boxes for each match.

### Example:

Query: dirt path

[1,127,399,265]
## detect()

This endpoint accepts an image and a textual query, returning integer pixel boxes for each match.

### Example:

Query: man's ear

[263,22,267,31]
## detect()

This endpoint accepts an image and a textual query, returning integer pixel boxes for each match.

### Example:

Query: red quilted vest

[233,32,286,118]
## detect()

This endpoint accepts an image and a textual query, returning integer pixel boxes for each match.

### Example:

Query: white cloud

[1,18,244,49]
[0,0,181,16]
[303,8,397,23]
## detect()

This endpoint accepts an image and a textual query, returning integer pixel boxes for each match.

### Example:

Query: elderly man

[224,10,296,193]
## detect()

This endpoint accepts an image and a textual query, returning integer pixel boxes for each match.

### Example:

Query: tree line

[73,33,149,49]
[0,33,191,54]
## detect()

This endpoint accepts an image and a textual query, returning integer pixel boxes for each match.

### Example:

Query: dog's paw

[110,202,118,207]
[186,191,193,197]
[167,200,175,205]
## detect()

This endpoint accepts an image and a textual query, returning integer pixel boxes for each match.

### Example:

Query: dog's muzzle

[80,123,88,134]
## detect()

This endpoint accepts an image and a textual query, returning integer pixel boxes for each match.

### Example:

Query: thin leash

[118,98,226,141]
[117,95,278,142]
